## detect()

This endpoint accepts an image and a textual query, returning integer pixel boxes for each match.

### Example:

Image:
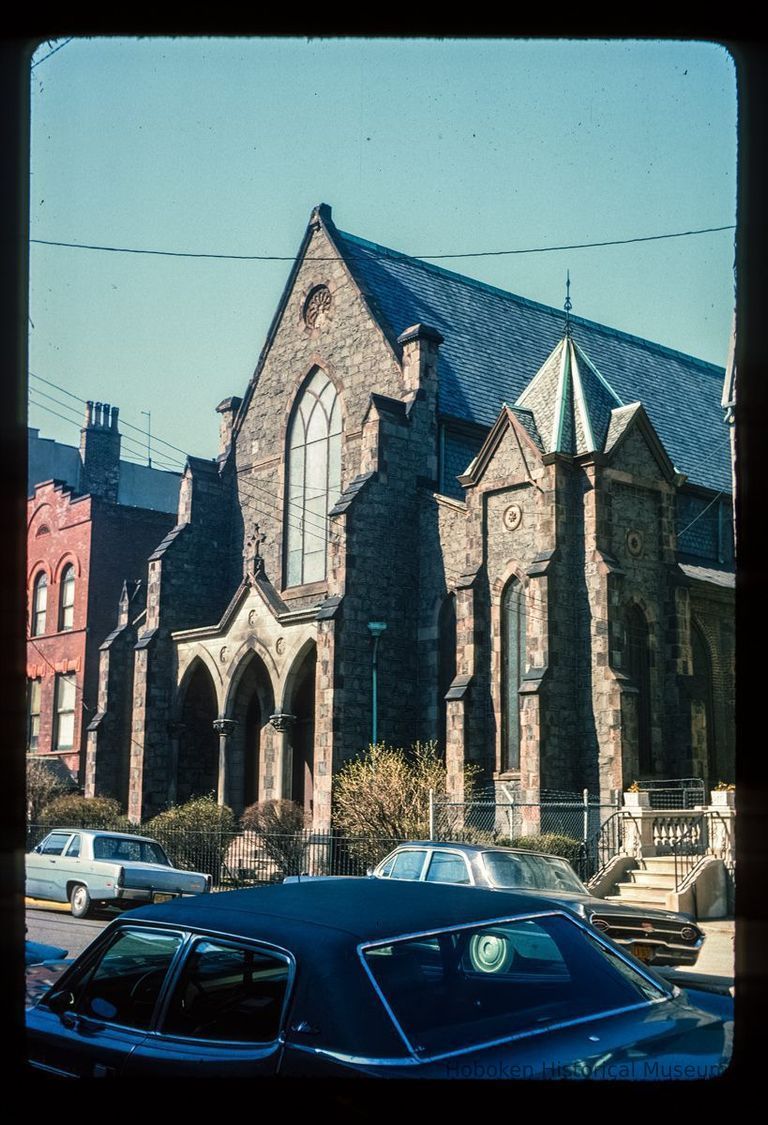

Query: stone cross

[246,523,267,579]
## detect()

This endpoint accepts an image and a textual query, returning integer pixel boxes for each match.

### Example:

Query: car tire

[69,883,93,919]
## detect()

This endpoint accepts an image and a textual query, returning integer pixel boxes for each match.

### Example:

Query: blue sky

[28,37,737,470]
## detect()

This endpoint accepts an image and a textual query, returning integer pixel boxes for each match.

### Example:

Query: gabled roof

[332,223,729,493]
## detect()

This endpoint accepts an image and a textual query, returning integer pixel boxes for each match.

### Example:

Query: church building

[84,204,735,830]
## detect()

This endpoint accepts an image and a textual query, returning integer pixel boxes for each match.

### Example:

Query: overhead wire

[29,360,733,568]
[29,223,736,263]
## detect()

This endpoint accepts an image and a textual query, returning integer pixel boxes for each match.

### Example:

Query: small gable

[460,405,542,490]
[603,403,678,482]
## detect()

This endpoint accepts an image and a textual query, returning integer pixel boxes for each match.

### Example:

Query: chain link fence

[428,790,621,881]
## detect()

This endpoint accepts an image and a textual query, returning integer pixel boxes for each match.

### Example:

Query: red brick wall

[27,480,175,783]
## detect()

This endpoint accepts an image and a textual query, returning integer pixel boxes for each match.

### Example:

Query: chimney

[398,323,443,400]
[215,396,243,461]
[79,397,122,502]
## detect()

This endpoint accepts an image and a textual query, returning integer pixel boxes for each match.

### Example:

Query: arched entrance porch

[225,649,276,814]
[176,659,219,804]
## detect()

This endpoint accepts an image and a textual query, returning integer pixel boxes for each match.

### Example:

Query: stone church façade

[84,204,735,830]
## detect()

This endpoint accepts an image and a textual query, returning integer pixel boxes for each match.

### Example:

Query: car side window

[54,928,183,1031]
[64,835,81,858]
[388,850,428,880]
[425,851,471,885]
[39,833,71,856]
[162,940,290,1043]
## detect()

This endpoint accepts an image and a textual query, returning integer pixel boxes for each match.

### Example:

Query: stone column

[268,712,296,803]
[212,718,238,807]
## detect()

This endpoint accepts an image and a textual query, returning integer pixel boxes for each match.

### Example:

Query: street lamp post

[367,621,387,746]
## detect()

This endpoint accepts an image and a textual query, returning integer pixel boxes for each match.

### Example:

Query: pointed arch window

[691,621,716,784]
[501,578,527,772]
[437,593,457,755]
[32,572,48,637]
[59,564,75,631]
[285,369,342,587]
[625,605,652,776]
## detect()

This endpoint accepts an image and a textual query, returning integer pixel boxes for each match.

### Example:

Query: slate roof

[334,227,730,493]
[515,336,624,456]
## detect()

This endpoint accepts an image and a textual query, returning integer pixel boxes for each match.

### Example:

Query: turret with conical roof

[514,334,625,457]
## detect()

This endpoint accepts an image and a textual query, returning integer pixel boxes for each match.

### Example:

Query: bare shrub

[333,741,479,868]
[241,800,309,880]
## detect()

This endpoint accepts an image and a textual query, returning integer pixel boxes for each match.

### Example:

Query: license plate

[152,892,178,904]
[632,943,654,963]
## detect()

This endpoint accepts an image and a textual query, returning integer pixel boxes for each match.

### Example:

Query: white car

[26,828,212,917]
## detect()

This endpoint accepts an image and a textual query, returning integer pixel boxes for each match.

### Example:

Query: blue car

[26,879,732,1080]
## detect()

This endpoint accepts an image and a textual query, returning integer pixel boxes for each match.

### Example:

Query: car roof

[44,827,161,844]
[126,877,568,948]
[125,880,579,1059]
[390,841,574,862]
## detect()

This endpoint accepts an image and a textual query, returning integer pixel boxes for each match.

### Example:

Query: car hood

[489,886,694,925]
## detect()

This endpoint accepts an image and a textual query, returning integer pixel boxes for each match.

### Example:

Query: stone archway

[177,660,219,804]
[283,643,317,816]
[227,650,276,815]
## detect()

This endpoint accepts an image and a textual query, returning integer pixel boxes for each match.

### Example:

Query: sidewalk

[659,918,734,994]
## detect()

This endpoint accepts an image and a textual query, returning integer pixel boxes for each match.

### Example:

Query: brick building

[85,205,734,828]
[27,402,180,788]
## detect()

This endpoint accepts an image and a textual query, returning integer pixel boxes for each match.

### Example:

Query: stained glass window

[285,369,342,587]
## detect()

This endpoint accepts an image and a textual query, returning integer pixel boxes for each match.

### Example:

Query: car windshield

[92,836,170,865]
[362,913,665,1060]
[482,851,586,893]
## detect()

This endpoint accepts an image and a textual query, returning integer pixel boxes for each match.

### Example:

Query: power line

[28,224,736,263]
[30,38,74,70]
[29,365,733,556]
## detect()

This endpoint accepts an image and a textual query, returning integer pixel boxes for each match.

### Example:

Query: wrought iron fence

[26,824,405,891]
[635,777,706,810]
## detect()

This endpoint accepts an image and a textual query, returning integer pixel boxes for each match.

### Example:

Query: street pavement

[659,918,735,994]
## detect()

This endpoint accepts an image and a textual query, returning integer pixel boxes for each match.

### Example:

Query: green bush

[501,832,585,864]
[37,794,131,831]
[145,794,236,883]
[241,800,309,880]
[27,757,69,822]
[333,741,480,868]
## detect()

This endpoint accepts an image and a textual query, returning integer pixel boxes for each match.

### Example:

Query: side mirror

[366,867,374,877]
[33,844,43,853]
[47,989,75,1016]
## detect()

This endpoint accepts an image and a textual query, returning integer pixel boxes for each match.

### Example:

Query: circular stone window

[303,285,332,327]
[626,529,644,557]
[503,504,523,532]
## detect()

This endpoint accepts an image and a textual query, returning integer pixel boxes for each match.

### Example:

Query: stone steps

[605,883,669,905]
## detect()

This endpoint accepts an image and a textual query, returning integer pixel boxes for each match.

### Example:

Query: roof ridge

[336,228,724,375]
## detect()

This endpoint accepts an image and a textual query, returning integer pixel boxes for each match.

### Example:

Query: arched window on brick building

[59,564,75,631]
[31,572,48,637]
[501,577,527,772]
[285,369,342,588]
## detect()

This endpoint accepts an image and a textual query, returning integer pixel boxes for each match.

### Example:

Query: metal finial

[564,270,573,338]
